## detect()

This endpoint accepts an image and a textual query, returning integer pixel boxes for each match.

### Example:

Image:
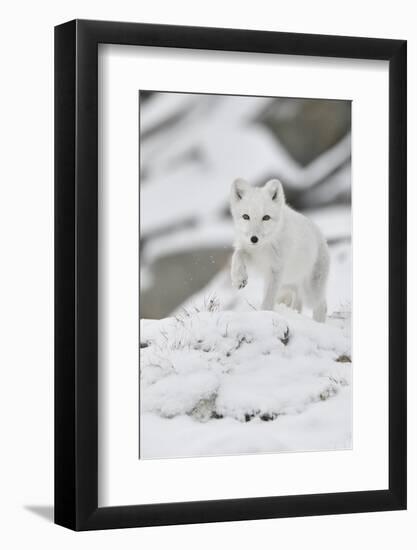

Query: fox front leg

[262,269,282,311]
[231,249,248,290]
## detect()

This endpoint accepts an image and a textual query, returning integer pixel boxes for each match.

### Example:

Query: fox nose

[250,236,258,244]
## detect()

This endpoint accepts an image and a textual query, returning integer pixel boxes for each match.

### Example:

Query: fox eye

[242,214,250,220]
[262,215,271,221]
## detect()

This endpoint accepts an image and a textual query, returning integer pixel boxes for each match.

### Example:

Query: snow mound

[140,308,351,424]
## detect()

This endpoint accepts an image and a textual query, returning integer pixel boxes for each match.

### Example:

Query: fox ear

[264,179,284,203]
[231,178,249,201]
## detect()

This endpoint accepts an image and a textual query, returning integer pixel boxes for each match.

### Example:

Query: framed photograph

[55,19,406,530]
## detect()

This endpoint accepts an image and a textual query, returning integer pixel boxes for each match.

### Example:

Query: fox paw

[232,275,248,290]
[238,278,247,289]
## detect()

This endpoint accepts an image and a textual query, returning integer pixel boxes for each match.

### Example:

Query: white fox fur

[230,178,330,322]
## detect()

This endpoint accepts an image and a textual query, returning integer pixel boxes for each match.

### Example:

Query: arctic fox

[230,178,329,322]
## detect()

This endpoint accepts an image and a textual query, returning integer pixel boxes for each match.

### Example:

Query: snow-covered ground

[140,299,352,458]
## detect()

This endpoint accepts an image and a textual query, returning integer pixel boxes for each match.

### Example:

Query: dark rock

[280,327,290,346]
[335,354,351,363]
[140,246,232,319]
[260,413,276,422]
[259,98,351,167]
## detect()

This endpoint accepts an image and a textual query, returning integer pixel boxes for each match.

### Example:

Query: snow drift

[140,306,352,459]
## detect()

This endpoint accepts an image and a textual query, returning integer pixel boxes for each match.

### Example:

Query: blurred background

[139,92,351,320]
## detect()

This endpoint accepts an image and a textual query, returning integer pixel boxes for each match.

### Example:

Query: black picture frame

[55,19,407,531]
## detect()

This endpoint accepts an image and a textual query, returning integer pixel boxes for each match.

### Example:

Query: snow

[140,307,351,459]
[307,205,351,244]
[142,390,352,458]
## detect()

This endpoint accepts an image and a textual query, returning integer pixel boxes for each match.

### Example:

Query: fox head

[230,178,285,247]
